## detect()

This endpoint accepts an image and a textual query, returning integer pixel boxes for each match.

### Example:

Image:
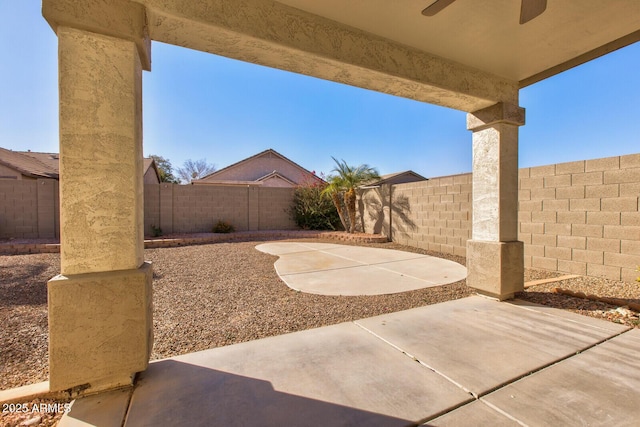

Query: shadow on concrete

[517,291,640,313]
[89,360,418,427]
[358,185,416,239]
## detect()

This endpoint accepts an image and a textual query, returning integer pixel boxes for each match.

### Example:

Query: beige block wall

[0,182,297,239]
[359,174,472,258]
[143,184,296,235]
[257,187,297,229]
[519,153,640,282]
[36,178,59,238]
[2,153,638,282]
[359,153,640,282]
[0,179,59,239]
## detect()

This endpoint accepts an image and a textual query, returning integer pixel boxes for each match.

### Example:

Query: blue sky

[1,1,639,179]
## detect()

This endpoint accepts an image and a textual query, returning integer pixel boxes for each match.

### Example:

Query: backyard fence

[143,184,296,235]
[0,178,59,239]
[1,153,638,282]
[357,153,640,283]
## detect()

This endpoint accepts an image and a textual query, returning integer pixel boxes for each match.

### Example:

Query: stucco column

[466,103,525,300]
[43,0,153,393]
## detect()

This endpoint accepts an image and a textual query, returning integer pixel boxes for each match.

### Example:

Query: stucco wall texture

[358,153,640,283]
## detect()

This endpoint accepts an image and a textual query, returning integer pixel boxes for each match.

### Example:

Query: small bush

[289,174,341,230]
[213,220,235,233]
[150,224,163,237]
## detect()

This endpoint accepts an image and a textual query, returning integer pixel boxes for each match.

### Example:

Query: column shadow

[64,360,420,426]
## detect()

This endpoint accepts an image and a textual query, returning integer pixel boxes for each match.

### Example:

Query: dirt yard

[1,239,638,426]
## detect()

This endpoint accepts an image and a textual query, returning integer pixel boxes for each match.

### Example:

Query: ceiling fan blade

[520,0,547,24]
[421,0,456,17]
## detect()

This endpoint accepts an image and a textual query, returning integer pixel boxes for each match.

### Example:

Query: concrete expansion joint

[421,328,635,424]
[282,263,368,277]
[476,326,633,401]
[120,383,136,427]
[374,265,439,285]
[352,321,472,394]
[477,400,530,427]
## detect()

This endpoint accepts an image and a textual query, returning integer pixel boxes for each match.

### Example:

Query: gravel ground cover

[518,275,640,327]
[1,238,639,426]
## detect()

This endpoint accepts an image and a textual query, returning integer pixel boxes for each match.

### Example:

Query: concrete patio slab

[482,329,640,427]
[281,265,443,296]
[272,250,362,274]
[294,242,353,251]
[508,298,631,332]
[321,245,427,264]
[378,257,467,283]
[427,400,520,426]
[256,242,467,295]
[124,322,473,426]
[356,297,630,397]
[253,242,319,255]
[61,388,131,427]
[59,296,639,426]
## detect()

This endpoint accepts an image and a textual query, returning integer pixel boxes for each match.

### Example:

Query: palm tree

[323,157,380,233]
[323,178,349,231]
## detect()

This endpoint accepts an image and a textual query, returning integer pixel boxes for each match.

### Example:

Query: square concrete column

[466,103,525,300]
[43,0,153,393]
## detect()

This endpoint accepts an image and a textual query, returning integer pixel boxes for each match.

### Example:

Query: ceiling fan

[422,0,547,25]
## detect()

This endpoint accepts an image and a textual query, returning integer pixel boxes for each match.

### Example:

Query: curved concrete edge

[256,242,467,296]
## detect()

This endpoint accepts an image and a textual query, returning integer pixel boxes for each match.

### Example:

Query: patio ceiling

[135,0,640,112]
[275,0,640,87]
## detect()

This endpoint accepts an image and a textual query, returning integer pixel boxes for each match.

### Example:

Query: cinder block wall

[2,154,638,282]
[519,154,640,282]
[359,174,471,258]
[359,153,640,282]
[0,179,59,239]
[258,187,298,230]
[143,184,296,235]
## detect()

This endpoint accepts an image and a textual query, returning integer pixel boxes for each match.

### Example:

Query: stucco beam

[136,0,518,112]
[43,0,151,71]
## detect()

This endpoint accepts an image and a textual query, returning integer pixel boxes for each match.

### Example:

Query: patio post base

[466,240,524,301]
[47,262,153,393]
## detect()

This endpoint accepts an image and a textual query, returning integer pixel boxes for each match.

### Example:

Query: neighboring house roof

[195,148,323,187]
[143,158,161,183]
[0,147,59,179]
[0,147,159,182]
[18,151,60,172]
[365,170,428,187]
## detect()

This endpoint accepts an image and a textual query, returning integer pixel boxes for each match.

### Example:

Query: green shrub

[150,224,163,237]
[213,220,235,233]
[289,174,341,230]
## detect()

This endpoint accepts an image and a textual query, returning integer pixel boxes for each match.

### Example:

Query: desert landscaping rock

[1,238,638,426]
[0,239,471,394]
